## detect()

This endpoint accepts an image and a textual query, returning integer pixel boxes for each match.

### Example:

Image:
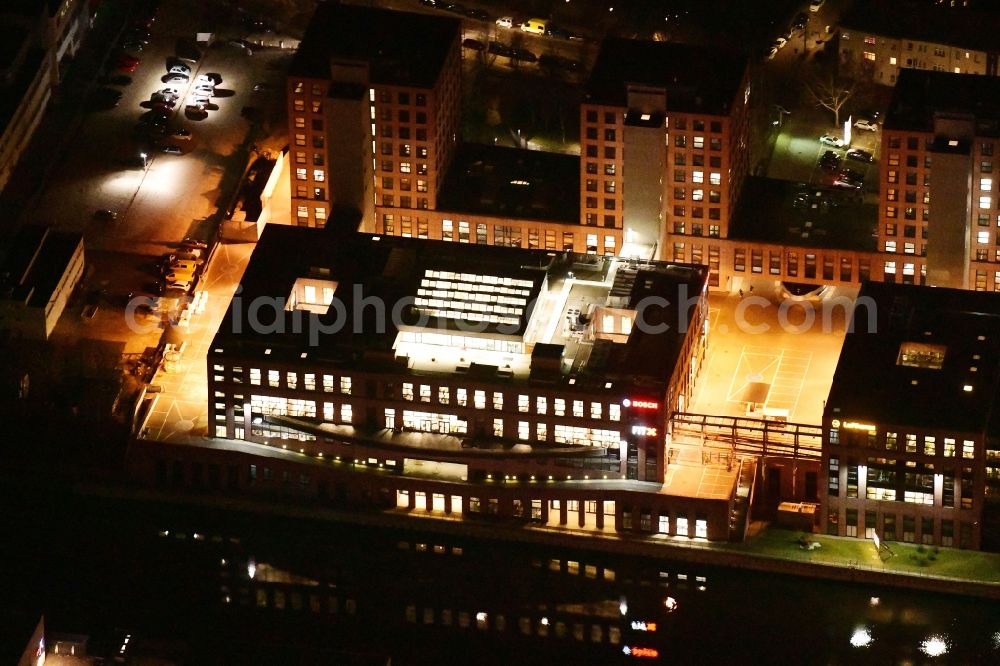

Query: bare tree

[803,73,857,127]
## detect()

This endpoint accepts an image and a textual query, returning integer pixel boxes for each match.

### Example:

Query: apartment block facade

[821,282,1000,549]
[286,2,461,229]
[579,40,751,287]
[838,2,999,85]
[877,70,1000,290]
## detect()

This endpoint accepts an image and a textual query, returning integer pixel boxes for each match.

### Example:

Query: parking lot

[689,286,856,425]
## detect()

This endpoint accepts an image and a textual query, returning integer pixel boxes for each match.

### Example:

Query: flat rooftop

[883,70,1000,137]
[289,1,459,88]
[211,226,708,392]
[436,143,580,225]
[0,226,82,307]
[585,38,746,116]
[728,177,878,252]
[826,281,1000,434]
[841,0,1000,56]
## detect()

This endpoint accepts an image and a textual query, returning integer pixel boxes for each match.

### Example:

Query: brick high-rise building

[580,39,751,287]
[877,69,1000,289]
[286,2,461,229]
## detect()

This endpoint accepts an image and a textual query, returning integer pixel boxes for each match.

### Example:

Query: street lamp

[140,152,148,168]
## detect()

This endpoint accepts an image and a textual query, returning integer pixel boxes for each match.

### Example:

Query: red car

[118,60,138,73]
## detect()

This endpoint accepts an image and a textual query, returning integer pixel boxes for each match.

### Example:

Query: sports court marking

[725,345,813,418]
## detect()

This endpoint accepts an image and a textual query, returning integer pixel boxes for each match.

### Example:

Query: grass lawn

[724,528,1000,584]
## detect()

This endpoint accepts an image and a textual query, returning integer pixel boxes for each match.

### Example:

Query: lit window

[978,231,990,244]
[268,370,279,387]
[493,392,504,410]
[709,172,721,185]
[296,168,307,180]
[554,398,566,416]
[518,421,529,440]
[885,240,896,252]
[518,394,529,413]
[286,372,297,389]
[573,400,584,418]
[400,162,412,173]
[341,377,352,394]
[590,402,602,419]
[982,178,993,192]
[438,387,450,404]
[250,368,261,385]
[536,397,547,414]
[889,56,897,65]
[402,383,414,401]
[864,51,876,61]
[692,171,704,184]
[610,404,621,421]
[474,390,486,409]
[693,136,704,149]
[419,384,431,402]
[962,440,975,458]
[980,196,992,209]
[323,375,334,392]
[313,169,325,182]
[341,404,352,423]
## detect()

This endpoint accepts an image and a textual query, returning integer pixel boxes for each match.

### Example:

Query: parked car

[766,45,778,60]
[168,64,191,76]
[809,0,825,12]
[495,16,513,28]
[833,169,863,189]
[205,72,223,85]
[165,280,193,292]
[94,209,118,221]
[792,12,808,29]
[819,150,841,171]
[854,118,878,132]
[773,36,787,49]
[181,238,208,249]
[171,128,192,140]
[160,145,183,155]
[462,38,484,51]
[520,18,546,34]
[163,73,189,84]
[546,25,572,39]
[846,148,874,162]
[488,41,512,57]
[512,49,537,63]
[819,134,845,148]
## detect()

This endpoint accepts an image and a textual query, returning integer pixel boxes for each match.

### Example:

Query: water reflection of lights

[920,635,949,657]
[850,627,873,648]
[663,596,678,612]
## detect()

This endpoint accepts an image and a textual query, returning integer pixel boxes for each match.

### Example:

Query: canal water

[10,492,1000,664]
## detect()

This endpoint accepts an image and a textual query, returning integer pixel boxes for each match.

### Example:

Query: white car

[774,36,787,49]
[854,118,878,132]
[809,0,825,12]
[819,134,846,148]
[168,64,191,76]
[495,16,513,29]
[195,74,215,85]
[166,280,192,292]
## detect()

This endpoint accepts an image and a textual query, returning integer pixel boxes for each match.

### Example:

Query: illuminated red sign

[624,398,659,410]
[624,646,660,659]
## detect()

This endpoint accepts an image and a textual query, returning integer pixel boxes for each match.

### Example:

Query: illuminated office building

[199,225,761,541]
[821,281,1000,549]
